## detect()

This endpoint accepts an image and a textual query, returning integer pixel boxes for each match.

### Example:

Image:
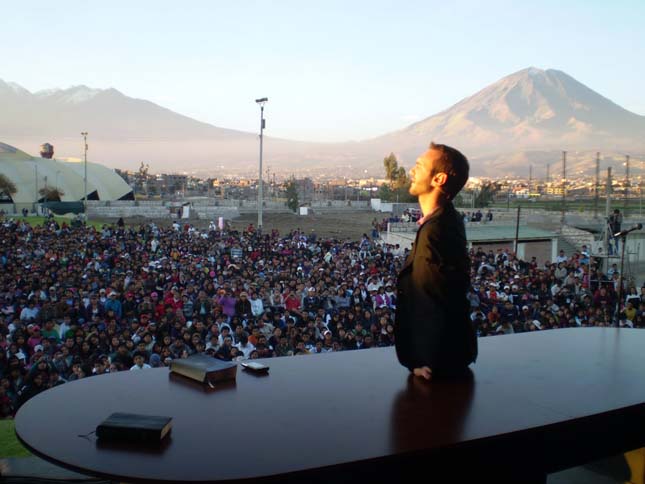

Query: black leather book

[170,354,237,385]
[96,412,172,442]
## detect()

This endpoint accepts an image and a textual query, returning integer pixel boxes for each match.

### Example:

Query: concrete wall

[192,207,240,220]
[85,200,239,219]
[309,200,369,209]
[524,240,553,265]
[470,240,554,266]
[84,198,372,218]
[384,232,415,249]
[386,232,555,265]
[619,234,645,264]
[388,222,418,233]
[369,199,419,215]
[560,225,594,251]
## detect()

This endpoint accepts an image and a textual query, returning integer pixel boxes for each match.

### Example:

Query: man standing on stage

[395,143,477,380]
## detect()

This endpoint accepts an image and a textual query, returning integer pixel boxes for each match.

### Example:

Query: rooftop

[466,225,556,242]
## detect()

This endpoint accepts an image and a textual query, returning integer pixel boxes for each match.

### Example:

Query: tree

[377,183,394,201]
[137,162,149,180]
[285,177,299,212]
[137,162,150,196]
[38,187,65,202]
[0,174,17,200]
[453,192,465,207]
[393,166,409,190]
[383,153,399,182]
[473,182,500,208]
[379,153,415,202]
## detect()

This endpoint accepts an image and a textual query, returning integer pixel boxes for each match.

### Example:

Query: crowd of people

[1,213,642,417]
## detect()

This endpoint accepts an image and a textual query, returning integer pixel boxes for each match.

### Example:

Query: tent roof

[0,142,132,203]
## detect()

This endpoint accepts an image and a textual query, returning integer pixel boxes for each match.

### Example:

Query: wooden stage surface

[15,328,645,483]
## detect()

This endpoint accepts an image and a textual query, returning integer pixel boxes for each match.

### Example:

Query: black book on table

[170,353,237,385]
[96,412,172,443]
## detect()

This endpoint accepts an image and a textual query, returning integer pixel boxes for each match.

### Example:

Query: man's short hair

[429,142,469,200]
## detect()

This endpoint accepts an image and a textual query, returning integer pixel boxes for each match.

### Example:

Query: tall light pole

[594,152,600,219]
[561,151,567,224]
[255,98,268,229]
[34,163,38,206]
[625,154,630,210]
[81,132,88,212]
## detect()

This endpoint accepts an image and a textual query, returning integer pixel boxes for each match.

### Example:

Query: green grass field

[0,419,30,458]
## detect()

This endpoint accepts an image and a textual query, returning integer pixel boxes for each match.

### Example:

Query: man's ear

[432,172,448,188]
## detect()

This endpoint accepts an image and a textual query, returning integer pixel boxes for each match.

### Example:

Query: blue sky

[1,0,643,142]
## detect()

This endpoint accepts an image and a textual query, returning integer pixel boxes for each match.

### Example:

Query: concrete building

[386,224,558,265]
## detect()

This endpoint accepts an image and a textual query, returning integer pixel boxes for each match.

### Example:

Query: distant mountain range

[1,68,644,177]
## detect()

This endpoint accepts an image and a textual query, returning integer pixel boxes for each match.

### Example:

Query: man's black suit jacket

[395,202,477,372]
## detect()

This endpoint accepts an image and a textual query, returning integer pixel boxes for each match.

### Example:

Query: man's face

[409,149,442,197]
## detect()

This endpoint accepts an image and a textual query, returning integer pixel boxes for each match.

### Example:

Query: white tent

[0,142,132,204]
[63,158,133,201]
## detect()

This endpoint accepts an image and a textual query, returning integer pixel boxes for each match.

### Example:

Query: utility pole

[561,151,567,224]
[255,98,268,229]
[266,166,271,201]
[546,163,550,184]
[528,164,532,197]
[34,163,38,206]
[514,206,521,254]
[594,152,600,219]
[606,167,613,217]
[604,167,612,259]
[625,154,630,210]
[81,132,88,215]
[638,160,643,217]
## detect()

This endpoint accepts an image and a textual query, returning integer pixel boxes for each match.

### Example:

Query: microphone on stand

[614,223,643,237]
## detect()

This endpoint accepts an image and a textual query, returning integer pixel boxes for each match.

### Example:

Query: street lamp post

[34,164,38,207]
[81,132,88,213]
[255,98,268,230]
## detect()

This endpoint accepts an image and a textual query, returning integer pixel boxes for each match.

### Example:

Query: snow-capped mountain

[34,85,103,104]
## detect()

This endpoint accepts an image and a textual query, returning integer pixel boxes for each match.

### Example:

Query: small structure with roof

[386,223,558,265]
